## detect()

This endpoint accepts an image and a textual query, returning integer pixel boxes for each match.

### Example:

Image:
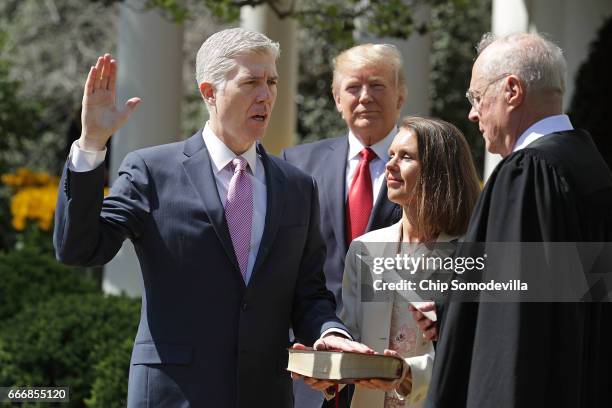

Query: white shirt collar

[347,127,397,161]
[202,122,258,175]
[513,114,574,152]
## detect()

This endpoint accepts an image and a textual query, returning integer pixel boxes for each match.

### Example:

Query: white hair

[195,27,280,92]
[476,32,567,95]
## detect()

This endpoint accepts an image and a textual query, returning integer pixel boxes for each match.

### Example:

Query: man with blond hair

[423,32,612,407]
[283,43,404,408]
[54,28,369,408]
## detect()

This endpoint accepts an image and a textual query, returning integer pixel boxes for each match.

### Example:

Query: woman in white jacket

[340,116,481,407]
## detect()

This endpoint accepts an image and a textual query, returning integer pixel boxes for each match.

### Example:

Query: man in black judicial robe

[425,33,612,407]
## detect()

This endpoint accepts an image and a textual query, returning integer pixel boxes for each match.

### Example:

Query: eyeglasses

[465,73,511,110]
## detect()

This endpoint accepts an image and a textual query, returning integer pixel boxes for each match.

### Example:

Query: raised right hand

[79,53,141,151]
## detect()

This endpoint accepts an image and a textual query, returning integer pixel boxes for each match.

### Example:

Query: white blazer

[339,221,457,408]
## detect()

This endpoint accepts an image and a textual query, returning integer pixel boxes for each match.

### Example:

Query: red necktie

[346,147,376,244]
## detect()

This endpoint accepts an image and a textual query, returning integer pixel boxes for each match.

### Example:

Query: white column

[103,0,183,297]
[483,0,530,180]
[398,5,432,118]
[241,3,298,154]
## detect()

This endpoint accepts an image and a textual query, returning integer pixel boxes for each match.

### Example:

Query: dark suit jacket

[54,131,347,408]
[282,136,401,311]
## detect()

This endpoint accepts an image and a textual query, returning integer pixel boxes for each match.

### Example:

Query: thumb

[123,97,142,113]
[292,343,309,350]
[117,97,141,125]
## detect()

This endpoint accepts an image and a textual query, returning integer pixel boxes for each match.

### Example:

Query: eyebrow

[240,74,279,81]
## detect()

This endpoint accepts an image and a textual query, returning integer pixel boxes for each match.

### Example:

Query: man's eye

[268,80,277,86]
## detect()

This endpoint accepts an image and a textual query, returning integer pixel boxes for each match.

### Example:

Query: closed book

[287,349,403,382]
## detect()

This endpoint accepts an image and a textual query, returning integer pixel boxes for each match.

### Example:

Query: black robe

[426,129,612,408]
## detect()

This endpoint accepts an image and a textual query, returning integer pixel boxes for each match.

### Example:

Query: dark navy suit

[54,131,347,408]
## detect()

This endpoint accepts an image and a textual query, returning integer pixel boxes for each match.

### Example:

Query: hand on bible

[79,53,141,151]
[354,349,412,395]
[289,334,374,392]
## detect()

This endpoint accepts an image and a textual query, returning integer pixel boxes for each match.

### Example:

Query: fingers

[303,377,334,391]
[93,56,103,90]
[383,349,400,357]
[291,343,310,351]
[84,66,96,97]
[355,379,396,391]
[108,58,118,94]
[422,325,438,341]
[100,54,111,90]
[314,335,374,354]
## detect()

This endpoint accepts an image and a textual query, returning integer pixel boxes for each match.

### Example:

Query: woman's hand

[354,349,412,395]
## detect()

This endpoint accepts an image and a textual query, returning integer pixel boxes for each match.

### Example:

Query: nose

[468,105,479,122]
[385,156,398,173]
[358,85,373,103]
[256,84,272,103]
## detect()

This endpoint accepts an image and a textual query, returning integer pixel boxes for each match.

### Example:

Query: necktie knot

[232,157,248,173]
[360,147,376,163]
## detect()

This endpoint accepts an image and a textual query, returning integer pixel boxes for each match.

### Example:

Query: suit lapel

[367,182,401,232]
[181,132,243,282]
[321,138,349,253]
[252,143,286,278]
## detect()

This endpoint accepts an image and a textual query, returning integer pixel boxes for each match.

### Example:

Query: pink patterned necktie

[225,157,253,280]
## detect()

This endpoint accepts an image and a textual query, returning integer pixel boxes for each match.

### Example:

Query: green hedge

[0,293,139,407]
[0,246,98,321]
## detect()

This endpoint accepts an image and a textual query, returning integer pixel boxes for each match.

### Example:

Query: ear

[504,75,524,107]
[396,91,406,110]
[199,82,216,106]
[333,90,343,113]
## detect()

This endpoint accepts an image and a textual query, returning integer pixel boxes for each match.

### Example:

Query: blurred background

[0,0,610,406]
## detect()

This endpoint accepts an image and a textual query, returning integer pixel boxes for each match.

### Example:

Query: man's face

[334,64,404,145]
[467,56,514,156]
[206,52,278,153]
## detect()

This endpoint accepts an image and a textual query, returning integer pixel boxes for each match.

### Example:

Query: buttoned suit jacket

[54,130,347,408]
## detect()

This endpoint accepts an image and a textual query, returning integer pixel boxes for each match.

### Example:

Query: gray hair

[332,43,407,99]
[195,27,280,91]
[476,32,566,95]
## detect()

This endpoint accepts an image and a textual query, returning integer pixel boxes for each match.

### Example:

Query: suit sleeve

[54,151,151,266]
[338,240,362,341]
[291,177,348,345]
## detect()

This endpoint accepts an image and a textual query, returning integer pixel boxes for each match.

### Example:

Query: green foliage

[0,30,42,174]
[85,337,134,407]
[0,294,140,407]
[295,26,348,142]
[568,15,612,170]
[429,0,490,176]
[147,0,456,44]
[0,246,98,321]
[0,0,117,175]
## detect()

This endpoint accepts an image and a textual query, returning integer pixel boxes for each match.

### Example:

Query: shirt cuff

[68,140,107,172]
[404,352,434,404]
[320,328,352,340]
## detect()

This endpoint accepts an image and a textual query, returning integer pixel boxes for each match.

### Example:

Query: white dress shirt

[512,114,574,153]
[346,128,397,203]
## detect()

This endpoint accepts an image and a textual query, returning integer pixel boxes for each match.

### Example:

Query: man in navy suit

[54,28,369,408]
[283,43,405,408]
